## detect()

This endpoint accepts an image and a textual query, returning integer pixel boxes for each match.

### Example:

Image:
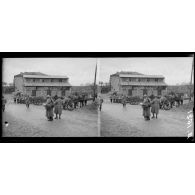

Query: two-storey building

[110,71,167,97]
[14,72,71,97]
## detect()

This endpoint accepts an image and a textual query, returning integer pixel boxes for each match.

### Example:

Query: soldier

[110,94,113,103]
[73,94,78,109]
[151,95,160,119]
[78,94,83,108]
[54,96,63,119]
[121,95,127,107]
[113,94,116,103]
[82,93,85,107]
[45,95,54,121]
[97,95,103,111]
[25,95,30,108]
[84,94,88,106]
[13,93,16,103]
[142,94,151,121]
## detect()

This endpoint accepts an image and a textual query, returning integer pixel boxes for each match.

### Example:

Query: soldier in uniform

[151,95,160,119]
[25,95,30,108]
[45,95,54,121]
[142,94,151,120]
[54,96,63,119]
[78,94,83,108]
[97,95,103,111]
[110,94,113,103]
[84,94,88,106]
[73,94,78,109]
[121,95,127,107]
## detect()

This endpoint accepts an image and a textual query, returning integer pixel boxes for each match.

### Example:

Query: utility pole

[93,59,97,101]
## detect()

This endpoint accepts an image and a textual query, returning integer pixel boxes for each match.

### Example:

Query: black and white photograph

[1,1,195,195]
[99,57,194,138]
[1,55,194,140]
[2,58,99,137]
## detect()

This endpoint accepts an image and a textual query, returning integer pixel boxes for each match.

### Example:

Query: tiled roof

[24,82,71,87]
[119,74,164,78]
[111,71,143,77]
[23,75,68,79]
[121,82,167,86]
[14,72,47,77]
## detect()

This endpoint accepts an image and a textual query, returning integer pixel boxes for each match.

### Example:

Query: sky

[99,57,194,85]
[3,58,97,86]
[3,57,194,85]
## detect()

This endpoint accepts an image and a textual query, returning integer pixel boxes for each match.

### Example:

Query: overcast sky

[3,57,194,85]
[99,57,194,85]
[3,58,97,86]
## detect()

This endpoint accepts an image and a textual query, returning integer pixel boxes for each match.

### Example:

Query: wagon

[127,96,142,105]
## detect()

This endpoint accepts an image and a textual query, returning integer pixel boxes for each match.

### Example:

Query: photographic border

[0,52,194,143]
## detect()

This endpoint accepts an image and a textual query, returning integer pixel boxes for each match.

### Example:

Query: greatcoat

[54,98,63,115]
[45,98,54,119]
[142,97,151,117]
[151,98,160,114]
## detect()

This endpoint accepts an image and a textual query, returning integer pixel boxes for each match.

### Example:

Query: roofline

[120,82,167,86]
[23,75,68,79]
[110,74,165,78]
[24,83,72,87]
[119,74,165,78]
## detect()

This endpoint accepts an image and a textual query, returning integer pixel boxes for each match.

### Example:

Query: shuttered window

[47,90,51,96]
[128,89,132,96]
[32,90,36,96]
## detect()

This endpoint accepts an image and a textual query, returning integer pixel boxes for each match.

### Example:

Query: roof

[14,72,47,77]
[119,74,164,78]
[121,81,167,86]
[23,75,68,79]
[111,71,143,77]
[24,82,71,87]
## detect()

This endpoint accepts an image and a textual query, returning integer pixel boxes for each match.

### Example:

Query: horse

[167,93,183,107]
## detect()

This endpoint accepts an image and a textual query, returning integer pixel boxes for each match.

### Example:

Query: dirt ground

[100,100,194,137]
[2,94,98,137]
[2,94,194,138]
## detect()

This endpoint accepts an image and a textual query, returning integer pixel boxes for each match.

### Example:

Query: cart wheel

[67,103,74,111]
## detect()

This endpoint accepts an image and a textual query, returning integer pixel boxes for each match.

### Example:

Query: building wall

[110,76,120,92]
[14,76,24,92]
[117,86,166,97]
[24,86,71,97]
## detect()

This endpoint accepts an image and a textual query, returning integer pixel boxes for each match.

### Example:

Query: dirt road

[2,100,98,137]
[101,101,194,137]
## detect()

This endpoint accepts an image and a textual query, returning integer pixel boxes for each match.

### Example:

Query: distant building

[110,71,167,97]
[14,72,71,97]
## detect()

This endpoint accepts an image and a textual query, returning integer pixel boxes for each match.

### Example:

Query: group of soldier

[141,94,160,121]
[28,93,91,121]
[44,95,63,121]
[109,93,162,121]
[2,91,92,121]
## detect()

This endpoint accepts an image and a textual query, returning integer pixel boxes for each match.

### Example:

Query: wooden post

[93,60,97,101]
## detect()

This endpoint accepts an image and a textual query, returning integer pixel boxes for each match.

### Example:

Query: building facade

[110,71,167,97]
[14,72,71,97]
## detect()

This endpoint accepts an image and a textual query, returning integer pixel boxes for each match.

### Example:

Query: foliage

[3,86,14,94]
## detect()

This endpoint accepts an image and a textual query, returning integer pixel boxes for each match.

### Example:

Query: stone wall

[14,76,24,92]
[23,86,71,97]
[118,86,165,97]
